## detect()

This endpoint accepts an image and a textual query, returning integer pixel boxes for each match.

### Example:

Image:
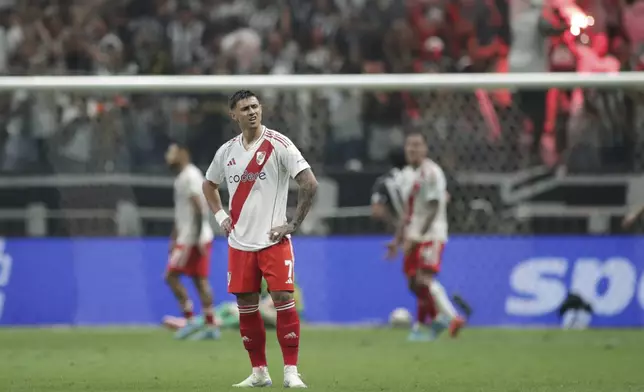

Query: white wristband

[215,210,229,226]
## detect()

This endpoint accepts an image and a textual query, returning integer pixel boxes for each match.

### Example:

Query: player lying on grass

[387,132,465,342]
[203,90,317,388]
[163,279,304,330]
[165,143,220,341]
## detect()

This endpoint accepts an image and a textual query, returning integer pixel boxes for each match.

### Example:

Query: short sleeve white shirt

[206,126,310,251]
[404,159,448,242]
[174,164,214,246]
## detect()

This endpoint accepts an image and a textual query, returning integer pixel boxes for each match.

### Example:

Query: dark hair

[405,131,428,144]
[388,149,406,169]
[229,90,259,110]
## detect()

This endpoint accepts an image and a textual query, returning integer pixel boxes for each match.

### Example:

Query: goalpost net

[0,73,642,237]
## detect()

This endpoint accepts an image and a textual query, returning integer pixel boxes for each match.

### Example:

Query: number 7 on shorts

[285,260,293,284]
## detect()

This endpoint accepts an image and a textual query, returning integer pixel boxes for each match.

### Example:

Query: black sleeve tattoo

[291,168,318,229]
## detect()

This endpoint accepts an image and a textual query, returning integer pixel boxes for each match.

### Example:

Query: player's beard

[247,114,260,130]
[167,162,181,172]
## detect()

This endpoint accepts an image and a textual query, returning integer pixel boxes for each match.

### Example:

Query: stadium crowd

[0,0,641,174]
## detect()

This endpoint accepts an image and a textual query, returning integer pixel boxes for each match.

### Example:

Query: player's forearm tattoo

[291,169,318,229]
[420,200,439,236]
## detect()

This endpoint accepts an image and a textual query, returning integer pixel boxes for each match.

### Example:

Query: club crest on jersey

[256,151,266,165]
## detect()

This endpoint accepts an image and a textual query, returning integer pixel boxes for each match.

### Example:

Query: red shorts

[167,242,212,278]
[228,238,295,294]
[403,241,445,277]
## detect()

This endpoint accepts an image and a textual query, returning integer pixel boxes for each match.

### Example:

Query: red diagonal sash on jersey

[230,139,275,225]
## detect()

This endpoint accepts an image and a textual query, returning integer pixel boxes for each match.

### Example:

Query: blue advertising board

[0,236,643,327]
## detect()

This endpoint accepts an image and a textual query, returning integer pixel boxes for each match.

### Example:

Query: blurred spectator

[167,5,204,70]
[326,89,363,168]
[0,0,639,175]
[509,0,567,165]
[220,20,262,74]
[362,60,405,163]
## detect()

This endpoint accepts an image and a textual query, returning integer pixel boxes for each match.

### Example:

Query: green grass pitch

[1,327,642,392]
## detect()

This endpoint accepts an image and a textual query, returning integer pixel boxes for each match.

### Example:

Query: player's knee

[408,277,419,294]
[164,271,179,285]
[236,292,260,307]
[193,278,213,304]
[417,270,434,287]
[192,277,211,294]
[270,291,293,304]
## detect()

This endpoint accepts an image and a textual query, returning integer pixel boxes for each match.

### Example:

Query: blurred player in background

[203,90,317,388]
[164,279,305,331]
[558,292,593,330]
[387,132,465,341]
[165,143,220,341]
[371,150,412,231]
[372,149,441,332]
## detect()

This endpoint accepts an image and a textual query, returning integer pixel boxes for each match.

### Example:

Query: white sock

[430,280,458,320]
[562,309,592,330]
[253,366,268,375]
[284,365,298,374]
[435,313,451,325]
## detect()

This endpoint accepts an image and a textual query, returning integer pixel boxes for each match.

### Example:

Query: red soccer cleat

[449,316,465,338]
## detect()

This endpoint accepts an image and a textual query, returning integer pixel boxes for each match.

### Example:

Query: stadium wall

[1,236,643,327]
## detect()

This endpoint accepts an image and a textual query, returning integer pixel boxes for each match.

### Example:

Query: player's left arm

[186,172,205,243]
[291,168,318,229]
[190,195,204,240]
[269,140,318,242]
[169,225,177,253]
[417,168,446,238]
[401,176,442,256]
[385,201,409,260]
[418,200,439,237]
[371,180,396,229]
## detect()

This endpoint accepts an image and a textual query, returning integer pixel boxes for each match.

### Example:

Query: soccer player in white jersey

[203,90,318,388]
[387,132,465,341]
[164,143,219,340]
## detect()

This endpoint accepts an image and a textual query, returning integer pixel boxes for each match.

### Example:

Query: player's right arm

[386,208,408,260]
[203,147,233,236]
[169,225,177,253]
[371,178,396,230]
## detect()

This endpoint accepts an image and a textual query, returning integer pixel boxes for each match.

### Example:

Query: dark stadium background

[0,0,643,391]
